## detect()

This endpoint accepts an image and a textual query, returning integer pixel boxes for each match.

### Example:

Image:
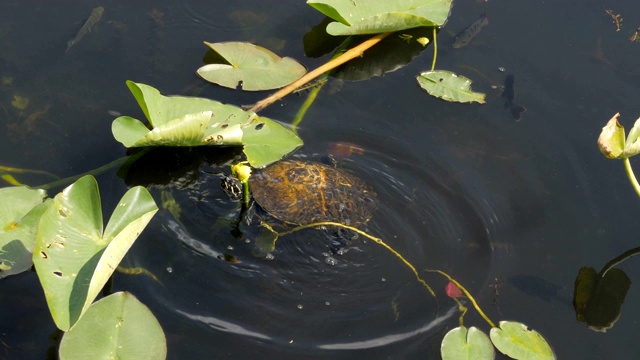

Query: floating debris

[327,141,365,159]
[605,10,622,32]
[11,95,28,110]
[631,27,640,43]
[453,13,489,49]
[66,6,105,53]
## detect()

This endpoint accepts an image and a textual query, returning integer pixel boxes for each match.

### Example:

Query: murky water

[3,0,640,359]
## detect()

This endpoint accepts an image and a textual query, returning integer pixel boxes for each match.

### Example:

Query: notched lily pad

[32,175,158,331]
[197,42,307,91]
[417,70,485,103]
[0,186,50,278]
[441,326,495,360]
[308,0,452,35]
[59,291,166,360]
[489,321,555,360]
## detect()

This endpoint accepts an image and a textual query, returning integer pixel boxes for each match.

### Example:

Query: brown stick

[249,31,394,113]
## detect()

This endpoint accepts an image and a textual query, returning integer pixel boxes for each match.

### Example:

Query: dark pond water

[2,0,640,359]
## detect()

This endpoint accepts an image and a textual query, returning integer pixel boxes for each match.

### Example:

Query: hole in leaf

[221,124,228,129]
[255,123,265,131]
[40,251,48,259]
[53,271,63,277]
[54,241,65,249]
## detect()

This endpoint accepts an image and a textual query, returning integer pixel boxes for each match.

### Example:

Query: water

[2,0,640,359]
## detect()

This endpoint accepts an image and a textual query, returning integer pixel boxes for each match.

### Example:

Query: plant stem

[431,27,437,71]
[241,180,250,207]
[249,32,394,113]
[623,158,640,198]
[277,220,436,297]
[425,269,496,328]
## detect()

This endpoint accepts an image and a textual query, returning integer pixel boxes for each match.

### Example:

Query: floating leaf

[197,42,306,91]
[573,266,630,332]
[490,321,555,360]
[112,81,303,168]
[33,175,158,331]
[417,70,485,103]
[0,187,50,278]
[308,0,452,35]
[441,326,495,360]
[59,292,166,360]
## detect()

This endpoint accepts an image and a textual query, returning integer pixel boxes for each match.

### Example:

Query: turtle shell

[249,160,377,226]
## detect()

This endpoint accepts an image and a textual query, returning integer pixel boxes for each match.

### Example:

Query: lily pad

[597,113,640,159]
[59,291,166,360]
[490,321,555,360]
[111,81,303,168]
[441,326,495,360]
[308,0,452,36]
[0,186,50,278]
[32,175,158,331]
[417,70,485,103]
[574,266,630,332]
[197,42,307,91]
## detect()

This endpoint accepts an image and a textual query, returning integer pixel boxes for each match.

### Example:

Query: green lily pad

[112,81,303,168]
[59,291,166,360]
[490,321,555,360]
[197,42,307,91]
[417,70,485,103]
[0,186,50,278]
[441,326,495,360]
[32,175,158,331]
[307,0,452,35]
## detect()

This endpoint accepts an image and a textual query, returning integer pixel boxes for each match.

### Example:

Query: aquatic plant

[1,1,553,359]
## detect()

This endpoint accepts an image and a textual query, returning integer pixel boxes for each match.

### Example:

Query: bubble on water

[325,301,331,306]
[498,66,506,72]
[244,239,251,244]
[227,245,234,251]
[336,248,348,256]
[325,257,338,266]
[166,266,173,273]
[321,252,330,257]
[297,304,304,310]
[381,277,386,282]
[265,253,275,260]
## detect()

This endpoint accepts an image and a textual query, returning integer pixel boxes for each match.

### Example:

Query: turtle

[247,159,377,227]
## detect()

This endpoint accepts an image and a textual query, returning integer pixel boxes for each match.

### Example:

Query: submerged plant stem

[278,221,436,297]
[623,158,640,198]
[250,32,394,113]
[425,269,496,328]
[291,38,353,130]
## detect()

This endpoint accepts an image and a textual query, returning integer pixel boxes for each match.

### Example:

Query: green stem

[241,180,250,208]
[600,246,640,277]
[30,156,130,190]
[623,158,640,198]
[277,221,436,297]
[431,27,437,71]
[425,269,496,328]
